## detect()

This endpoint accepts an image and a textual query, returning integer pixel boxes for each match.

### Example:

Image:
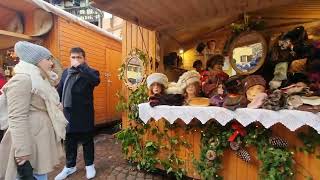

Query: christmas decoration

[230,141,241,151]
[206,150,217,161]
[269,136,288,148]
[228,121,247,142]
[236,148,251,163]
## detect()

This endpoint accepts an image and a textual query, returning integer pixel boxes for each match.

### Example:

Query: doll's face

[186,83,199,97]
[217,84,224,95]
[213,64,223,71]
[246,85,266,102]
[151,83,163,95]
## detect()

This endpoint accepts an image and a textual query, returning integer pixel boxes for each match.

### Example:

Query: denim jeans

[34,174,48,180]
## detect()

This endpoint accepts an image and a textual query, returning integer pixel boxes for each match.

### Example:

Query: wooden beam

[0,30,37,49]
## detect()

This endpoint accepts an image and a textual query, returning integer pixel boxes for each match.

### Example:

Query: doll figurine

[242,75,267,108]
[147,73,188,107]
[203,76,226,106]
[147,73,168,96]
[201,54,229,87]
[177,70,202,104]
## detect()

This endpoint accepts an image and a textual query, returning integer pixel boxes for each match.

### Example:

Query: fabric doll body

[209,84,226,106]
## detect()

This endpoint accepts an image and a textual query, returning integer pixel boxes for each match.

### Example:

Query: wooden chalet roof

[92,0,320,47]
[0,0,121,42]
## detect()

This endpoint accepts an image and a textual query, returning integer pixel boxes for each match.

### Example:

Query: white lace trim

[138,103,320,133]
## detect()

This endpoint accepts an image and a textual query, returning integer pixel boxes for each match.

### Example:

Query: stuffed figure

[149,81,185,107]
[202,76,223,98]
[223,75,247,110]
[202,76,226,106]
[243,75,266,101]
[177,70,201,103]
[147,73,168,96]
[201,54,229,87]
[174,70,210,106]
[147,73,170,107]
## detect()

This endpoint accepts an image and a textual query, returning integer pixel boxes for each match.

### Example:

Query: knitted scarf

[62,67,79,108]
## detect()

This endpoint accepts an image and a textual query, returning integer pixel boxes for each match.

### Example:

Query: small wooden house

[0,0,122,125]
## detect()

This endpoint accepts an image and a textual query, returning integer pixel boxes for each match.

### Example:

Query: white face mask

[47,71,59,81]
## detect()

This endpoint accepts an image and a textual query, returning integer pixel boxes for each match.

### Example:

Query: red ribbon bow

[228,122,247,142]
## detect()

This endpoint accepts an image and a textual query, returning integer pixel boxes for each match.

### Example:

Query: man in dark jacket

[55,47,100,180]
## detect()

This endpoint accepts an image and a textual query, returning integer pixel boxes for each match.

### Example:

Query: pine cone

[206,150,216,161]
[269,136,288,148]
[230,141,240,151]
[236,148,251,163]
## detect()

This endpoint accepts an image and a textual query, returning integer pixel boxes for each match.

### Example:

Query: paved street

[49,133,172,180]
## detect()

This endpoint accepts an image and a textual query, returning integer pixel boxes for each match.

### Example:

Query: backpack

[0,89,8,130]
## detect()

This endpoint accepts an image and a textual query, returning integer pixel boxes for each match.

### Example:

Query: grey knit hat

[14,41,52,65]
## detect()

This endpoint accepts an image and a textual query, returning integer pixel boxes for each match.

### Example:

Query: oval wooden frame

[123,54,147,91]
[228,31,267,75]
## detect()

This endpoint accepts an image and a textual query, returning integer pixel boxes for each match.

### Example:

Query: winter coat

[0,74,63,180]
[57,63,100,133]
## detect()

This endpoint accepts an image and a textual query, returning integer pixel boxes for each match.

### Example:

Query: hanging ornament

[269,136,288,148]
[206,150,217,161]
[236,148,251,163]
[228,122,247,142]
[230,141,241,151]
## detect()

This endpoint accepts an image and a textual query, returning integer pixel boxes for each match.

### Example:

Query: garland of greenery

[193,123,295,180]
[116,48,320,180]
[222,14,266,55]
[116,49,188,179]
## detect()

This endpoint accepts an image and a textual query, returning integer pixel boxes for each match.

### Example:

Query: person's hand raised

[71,59,81,68]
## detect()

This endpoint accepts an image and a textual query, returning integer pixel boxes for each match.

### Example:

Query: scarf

[62,67,79,108]
[14,61,68,141]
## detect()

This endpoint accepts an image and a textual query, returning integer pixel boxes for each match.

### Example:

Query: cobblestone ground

[48,134,173,180]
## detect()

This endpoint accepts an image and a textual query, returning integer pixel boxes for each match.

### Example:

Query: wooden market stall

[0,0,122,125]
[93,0,320,179]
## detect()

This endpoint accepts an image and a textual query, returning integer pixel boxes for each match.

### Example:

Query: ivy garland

[193,121,232,180]
[194,123,295,180]
[116,49,320,180]
[298,127,320,159]
[116,49,188,179]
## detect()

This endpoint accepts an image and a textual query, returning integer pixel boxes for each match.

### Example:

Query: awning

[92,0,320,47]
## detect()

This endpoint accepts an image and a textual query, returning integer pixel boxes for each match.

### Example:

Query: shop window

[0,49,20,79]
